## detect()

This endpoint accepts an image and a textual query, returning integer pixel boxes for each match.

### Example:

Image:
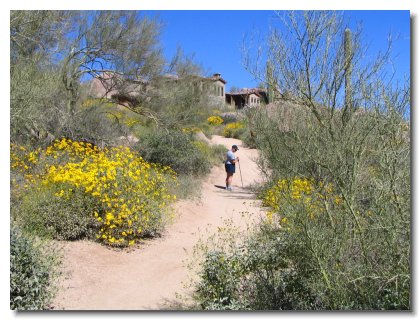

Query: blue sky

[140,10,410,92]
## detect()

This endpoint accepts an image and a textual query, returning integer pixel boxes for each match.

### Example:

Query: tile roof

[227,88,266,97]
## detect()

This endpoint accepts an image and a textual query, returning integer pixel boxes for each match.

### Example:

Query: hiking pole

[238,159,244,188]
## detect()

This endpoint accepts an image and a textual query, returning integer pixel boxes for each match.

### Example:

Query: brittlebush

[260,178,343,226]
[11,139,177,247]
[223,121,245,138]
[207,115,224,126]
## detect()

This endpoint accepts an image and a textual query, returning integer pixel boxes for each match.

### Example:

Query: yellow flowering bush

[260,177,343,224]
[81,98,114,109]
[223,121,246,138]
[182,127,202,135]
[11,139,177,247]
[207,116,224,126]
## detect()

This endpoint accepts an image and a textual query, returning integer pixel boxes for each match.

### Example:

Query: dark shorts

[225,163,235,174]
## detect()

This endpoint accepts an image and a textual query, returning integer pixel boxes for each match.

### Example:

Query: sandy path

[51,135,264,310]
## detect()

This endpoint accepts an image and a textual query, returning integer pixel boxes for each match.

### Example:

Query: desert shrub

[259,178,343,218]
[194,10,410,310]
[136,130,213,175]
[240,132,257,149]
[194,220,323,310]
[196,122,216,138]
[10,226,60,310]
[11,138,177,246]
[220,112,240,124]
[192,141,227,166]
[15,185,98,240]
[171,174,202,200]
[195,169,409,310]
[257,173,409,309]
[210,108,223,116]
[232,105,409,310]
[207,116,224,126]
[212,103,409,310]
[181,126,202,136]
[222,121,246,139]
[64,99,130,146]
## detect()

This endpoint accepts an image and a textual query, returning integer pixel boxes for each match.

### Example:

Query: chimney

[213,73,221,79]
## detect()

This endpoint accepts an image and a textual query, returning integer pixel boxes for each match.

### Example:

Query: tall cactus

[343,28,353,125]
[266,60,275,104]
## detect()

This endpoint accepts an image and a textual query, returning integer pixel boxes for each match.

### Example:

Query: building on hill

[86,72,281,111]
[87,72,227,108]
[225,88,268,109]
[156,73,227,106]
[87,72,147,100]
[207,73,227,105]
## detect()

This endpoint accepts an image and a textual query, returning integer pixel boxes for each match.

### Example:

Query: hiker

[225,145,239,191]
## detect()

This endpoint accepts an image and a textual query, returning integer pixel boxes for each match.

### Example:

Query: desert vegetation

[192,11,410,310]
[10,10,409,311]
[10,10,227,309]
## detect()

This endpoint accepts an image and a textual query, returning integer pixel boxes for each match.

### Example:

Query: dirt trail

[51,135,264,310]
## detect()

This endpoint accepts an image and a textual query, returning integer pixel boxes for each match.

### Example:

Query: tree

[10,11,165,144]
[10,11,71,143]
[146,50,214,129]
[239,10,410,309]
[60,11,164,116]
[229,86,241,93]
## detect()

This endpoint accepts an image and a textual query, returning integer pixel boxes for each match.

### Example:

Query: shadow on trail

[213,185,257,200]
[214,185,253,193]
[222,193,257,201]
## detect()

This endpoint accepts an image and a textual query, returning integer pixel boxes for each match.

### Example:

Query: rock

[194,131,211,144]
[116,135,139,147]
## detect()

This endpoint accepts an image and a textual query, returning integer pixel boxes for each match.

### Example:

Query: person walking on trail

[225,145,239,191]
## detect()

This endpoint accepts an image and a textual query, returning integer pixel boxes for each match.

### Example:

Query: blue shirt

[226,150,236,165]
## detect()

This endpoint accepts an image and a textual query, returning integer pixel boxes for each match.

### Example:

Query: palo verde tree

[10,11,71,143]
[147,47,216,129]
[10,11,165,144]
[196,11,410,309]
[60,11,164,120]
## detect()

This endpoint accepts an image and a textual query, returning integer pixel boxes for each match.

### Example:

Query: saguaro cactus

[266,60,275,104]
[343,28,353,125]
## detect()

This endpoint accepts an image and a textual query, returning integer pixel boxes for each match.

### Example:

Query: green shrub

[196,123,217,138]
[220,112,240,124]
[10,226,60,310]
[193,94,410,311]
[194,204,410,310]
[192,141,227,166]
[222,122,246,139]
[194,223,316,310]
[194,10,410,310]
[136,130,213,175]
[61,101,130,147]
[210,104,409,310]
[240,130,257,149]
[15,185,98,241]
